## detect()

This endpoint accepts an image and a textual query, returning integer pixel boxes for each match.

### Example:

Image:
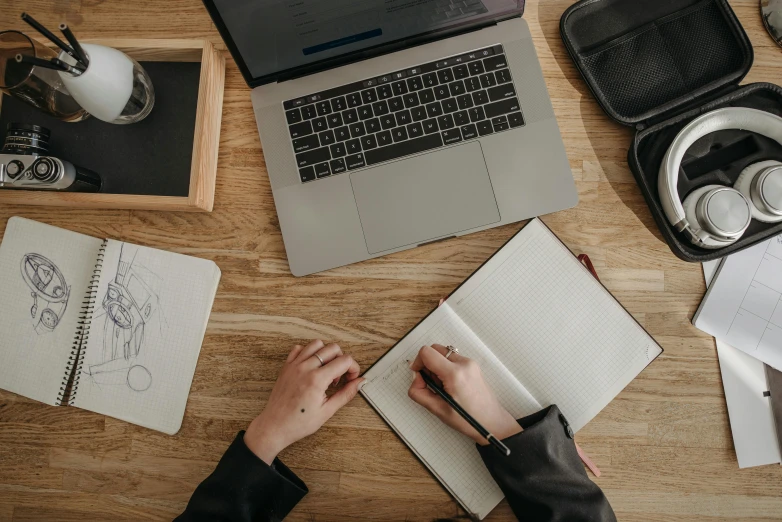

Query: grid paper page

[452,219,662,431]
[74,239,220,434]
[361,304,540,520]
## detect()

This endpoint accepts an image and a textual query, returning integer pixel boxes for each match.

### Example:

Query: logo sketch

[21,253,70,334]
[85,244,161,392]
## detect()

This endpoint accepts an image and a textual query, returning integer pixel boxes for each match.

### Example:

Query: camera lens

[1,123,50,156]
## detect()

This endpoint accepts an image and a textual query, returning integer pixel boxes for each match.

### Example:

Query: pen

[418,369,511,456]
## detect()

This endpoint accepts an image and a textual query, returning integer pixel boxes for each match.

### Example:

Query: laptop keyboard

[283,45,525,183]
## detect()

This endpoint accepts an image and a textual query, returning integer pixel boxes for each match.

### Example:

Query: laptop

[202,0,578,276]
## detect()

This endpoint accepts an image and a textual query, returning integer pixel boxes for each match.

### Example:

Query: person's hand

[408,344,522,445]
[244,340,364,464]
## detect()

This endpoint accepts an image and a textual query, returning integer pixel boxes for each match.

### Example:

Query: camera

[0,123,102,192]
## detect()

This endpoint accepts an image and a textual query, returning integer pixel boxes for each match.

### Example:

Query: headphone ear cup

[682,185,747,249]
[734,160,782,223]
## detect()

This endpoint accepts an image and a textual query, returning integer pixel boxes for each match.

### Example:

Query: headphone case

[561,0,782,262]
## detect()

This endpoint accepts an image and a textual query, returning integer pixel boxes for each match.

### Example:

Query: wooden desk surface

[1,0,782,520]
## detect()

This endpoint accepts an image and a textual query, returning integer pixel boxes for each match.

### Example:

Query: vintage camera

[0,123,102,192]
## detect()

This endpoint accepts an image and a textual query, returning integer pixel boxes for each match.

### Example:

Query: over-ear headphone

[659,108,782,249]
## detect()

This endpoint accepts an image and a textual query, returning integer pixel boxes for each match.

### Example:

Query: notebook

[0,217,221,435]
[360,218,663,519]
[694,235,782,371]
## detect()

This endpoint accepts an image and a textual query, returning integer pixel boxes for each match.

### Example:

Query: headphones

[659,108,782,249]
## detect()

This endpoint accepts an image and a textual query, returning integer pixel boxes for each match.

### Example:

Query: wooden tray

[0,39,225,212]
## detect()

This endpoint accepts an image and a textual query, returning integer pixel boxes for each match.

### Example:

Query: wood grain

[1,0,782,520]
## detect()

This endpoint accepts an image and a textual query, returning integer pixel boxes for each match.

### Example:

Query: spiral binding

[57,239,107,406]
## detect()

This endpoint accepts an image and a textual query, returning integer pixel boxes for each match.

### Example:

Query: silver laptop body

[210,2,577,276]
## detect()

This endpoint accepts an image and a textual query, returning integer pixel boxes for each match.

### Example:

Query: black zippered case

[560,0,782,262]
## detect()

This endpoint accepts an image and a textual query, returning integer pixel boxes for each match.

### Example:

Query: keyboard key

[301,105,317,119]
[442,129,462,144]
[358,105,374,120]
[480,73,497,89]
[454,111,470,126]
[316,101,332,116]
[457,94,474,110]
[461,124,478,140]
[296,146,331,168]
[484,97,520,118]
[493,115,510,132]
[411,106,427,122]
[477,120,494,136]
[331,96,347,112]
[396,109,412,126]
[484,54,508,71]
[361,89,377,104]
[377,130,393,146]
[307,94,321,103]
[380,114,396,130]
[449,80,466,97]
[392,81,408,96]
[422,72,439,87]
[366,118,381,133]
[299,166,316,182]
[343,109,359,124]
[377,84,393,99]
[347,93,362,107]
[407,76,423,91]
[312,117,328,132]
[407,122,424,139]
[346,153,366,170]
[319,130,335,146]
[327,113,343,128]
[286,108,302,124]
[465,77,482,92]
[365,133,444,166]
[453,64,469,80]
[434,85,450,100]
[438,114,455,130]
[469,106,486,122]
[387,97,403,112]
[419,88,435,104]
[495,69,512,84]
[289,120,313,139]
[404,92,420,108]
[363,78,378,87]
[335,126,350,141]
[407,66,422,76]
[442,98,458,113]
[350,122,366,138]
[426,102,443,118]
[392,126,408,142]
[330,142,347,157]
[361,134,378,150]
[377,74,393,84]
[468,61,485,75]
[423,119,439,134]
[392,71,407,80]
[472,90,489,105]
[373,100,390,116]
[315,162,331,178]
[330,158,347,174]
[437,68,453,84]
[293,134,320,153]
[346,139,362,154]
[509,112,525,128]
[488,84,517,102]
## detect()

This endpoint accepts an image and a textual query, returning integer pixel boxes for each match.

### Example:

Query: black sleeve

[477,405,616,522]
[175,431,308,522]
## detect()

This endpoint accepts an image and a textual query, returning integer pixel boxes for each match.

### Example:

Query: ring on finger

[445,345,459,359]
[314,353,325,366]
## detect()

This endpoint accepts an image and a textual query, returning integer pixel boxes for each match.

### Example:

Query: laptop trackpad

[350,142,500,255]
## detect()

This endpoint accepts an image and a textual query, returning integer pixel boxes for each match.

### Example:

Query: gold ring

[445,346,459,359]
[315,353,325,366]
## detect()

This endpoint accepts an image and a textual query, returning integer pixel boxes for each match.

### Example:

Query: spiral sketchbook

[360,218,663,519]
[0,217,221,435]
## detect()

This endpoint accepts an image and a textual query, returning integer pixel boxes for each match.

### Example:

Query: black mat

[0,61,201,197]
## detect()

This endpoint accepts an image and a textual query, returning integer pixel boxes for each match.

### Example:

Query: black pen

[419,369,511,456]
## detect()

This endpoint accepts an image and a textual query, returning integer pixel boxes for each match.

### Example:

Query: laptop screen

[207,0,522,84]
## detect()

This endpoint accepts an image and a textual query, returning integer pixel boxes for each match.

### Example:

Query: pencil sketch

[21,253,70,334]
[84,244,162,392]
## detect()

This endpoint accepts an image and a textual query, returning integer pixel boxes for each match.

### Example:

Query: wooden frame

[0,39,225,212]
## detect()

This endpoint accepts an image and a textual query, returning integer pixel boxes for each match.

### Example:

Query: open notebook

[360,218,662,519]
[0,217,221,435]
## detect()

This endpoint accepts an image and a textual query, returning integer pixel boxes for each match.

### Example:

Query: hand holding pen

[408,344,522,455]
